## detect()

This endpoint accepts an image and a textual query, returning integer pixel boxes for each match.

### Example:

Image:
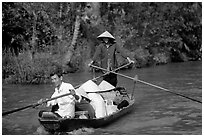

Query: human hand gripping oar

[2,93,71,116]
[90,64,202,104]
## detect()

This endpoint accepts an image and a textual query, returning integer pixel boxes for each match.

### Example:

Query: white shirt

[47,82,76,118]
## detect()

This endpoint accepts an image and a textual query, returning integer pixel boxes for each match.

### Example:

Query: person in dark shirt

[89,31,134,87]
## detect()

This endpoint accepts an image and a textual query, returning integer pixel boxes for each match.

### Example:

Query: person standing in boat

[88,31,134,87]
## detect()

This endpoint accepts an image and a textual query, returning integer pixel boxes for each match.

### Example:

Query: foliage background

[2,2,202,84]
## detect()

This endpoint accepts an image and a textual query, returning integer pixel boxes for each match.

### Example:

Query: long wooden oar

[90,65,202,104]
[2,93,71,116]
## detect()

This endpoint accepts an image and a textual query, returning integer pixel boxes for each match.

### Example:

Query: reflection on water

[2,61,202,135]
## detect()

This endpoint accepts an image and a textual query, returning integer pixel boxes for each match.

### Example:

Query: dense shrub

[3,51,62,84]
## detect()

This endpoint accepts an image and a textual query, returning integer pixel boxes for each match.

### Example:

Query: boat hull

[38,98,135,133]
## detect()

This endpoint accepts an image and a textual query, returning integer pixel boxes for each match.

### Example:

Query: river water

[2,61,202,135]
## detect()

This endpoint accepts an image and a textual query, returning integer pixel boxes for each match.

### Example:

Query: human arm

[68,83,82,102]
[127,57,135,64]
[69,89,81,101]
[47,99,57,107]
[115,44,134,64]
[46,91,58,107]
[88,44,102,66]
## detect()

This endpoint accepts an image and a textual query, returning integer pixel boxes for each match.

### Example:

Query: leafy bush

[153,53,170,65]
[133,47,152,68]
[3,51,63,84]
[2,49,17,80]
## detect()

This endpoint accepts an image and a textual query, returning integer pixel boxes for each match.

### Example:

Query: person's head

[50,67,63,88]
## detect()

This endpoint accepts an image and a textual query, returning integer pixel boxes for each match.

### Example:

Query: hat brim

[97,37,116,43]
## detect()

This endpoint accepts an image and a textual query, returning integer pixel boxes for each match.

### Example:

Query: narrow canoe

[38,94,135,134]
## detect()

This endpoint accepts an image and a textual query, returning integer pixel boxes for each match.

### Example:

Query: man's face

[51,74,62,88]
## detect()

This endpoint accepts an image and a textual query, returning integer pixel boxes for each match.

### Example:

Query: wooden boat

[38,93,135,134]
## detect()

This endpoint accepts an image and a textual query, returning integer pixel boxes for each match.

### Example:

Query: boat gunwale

[38,97,135,122]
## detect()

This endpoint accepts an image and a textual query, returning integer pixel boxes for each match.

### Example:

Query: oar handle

[2,93,72,116]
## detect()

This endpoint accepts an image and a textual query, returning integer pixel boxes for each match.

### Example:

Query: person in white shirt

[39,67,78,118]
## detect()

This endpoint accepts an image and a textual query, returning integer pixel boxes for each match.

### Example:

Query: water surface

[2,61,202,135]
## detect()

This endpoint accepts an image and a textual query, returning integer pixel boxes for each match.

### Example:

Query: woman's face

[103,38,109,44]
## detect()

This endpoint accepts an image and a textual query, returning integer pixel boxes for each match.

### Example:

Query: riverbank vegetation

[2,2,202,84]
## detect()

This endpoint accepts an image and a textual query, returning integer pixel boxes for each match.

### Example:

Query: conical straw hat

[97,31,115,41]
[99,80,115,91]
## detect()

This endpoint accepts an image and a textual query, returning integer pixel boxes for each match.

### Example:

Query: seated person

[38,67,77,119]
[80,80,107,118]
[74,87,95,119]
[113,87,129,110]
[99,80,118,115]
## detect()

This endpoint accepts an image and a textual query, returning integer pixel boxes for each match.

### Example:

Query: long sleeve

[115,44,128,59]
[92,44,102,62]
[75,90,82,103]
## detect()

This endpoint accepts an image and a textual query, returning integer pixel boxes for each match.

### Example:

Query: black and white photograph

[2,2,202,135]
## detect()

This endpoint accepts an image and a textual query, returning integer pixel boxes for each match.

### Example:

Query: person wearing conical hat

[88,31,134,87]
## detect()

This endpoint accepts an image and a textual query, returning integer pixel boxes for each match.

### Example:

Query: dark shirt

[92,43,128,70]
